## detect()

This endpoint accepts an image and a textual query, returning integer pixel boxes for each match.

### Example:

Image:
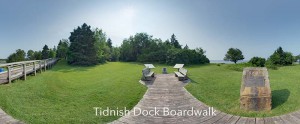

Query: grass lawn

[1,61,300,123]
[0,61,147,123]
[185,64,300,117]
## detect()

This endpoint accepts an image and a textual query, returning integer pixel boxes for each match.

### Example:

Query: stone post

[240,67,271,111]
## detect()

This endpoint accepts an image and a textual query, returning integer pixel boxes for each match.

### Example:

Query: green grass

[0,61,147,123]
[1,61,300,123]
[185,64,300,117]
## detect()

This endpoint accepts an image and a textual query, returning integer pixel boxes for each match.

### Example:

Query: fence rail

[0,58,59,84]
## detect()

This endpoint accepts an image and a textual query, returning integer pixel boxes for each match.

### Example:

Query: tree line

[223,46,295,68]
[6,45,56,63]
[6,23,210,65]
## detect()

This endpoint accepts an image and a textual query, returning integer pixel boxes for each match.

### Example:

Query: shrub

[268,47,294,66]
[249,57,266,67]
[226,63,251,72]
[265,60,278,70]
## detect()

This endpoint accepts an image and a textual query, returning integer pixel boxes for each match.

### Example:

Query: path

[111,74,300,124]
[0,109,23,124]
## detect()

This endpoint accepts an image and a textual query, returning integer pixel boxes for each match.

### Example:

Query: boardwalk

[111,74,300,124]
[0,109,23,124]
[0,59,58,84]
[0,59,58,124]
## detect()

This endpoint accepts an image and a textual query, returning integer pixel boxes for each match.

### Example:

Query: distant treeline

[0,59,6,64]
[6,23,210,66]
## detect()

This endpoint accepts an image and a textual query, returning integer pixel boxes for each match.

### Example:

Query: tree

[183,44,189,49]
[27,50,35,60]
[6,49,26,63]
[268,47,294,66]
[120,33,152,61]
[294,54,300,63]
[224,48,244,64]
[107,38,112,48]
[94,28,110,63]
[42,45,49,59]
[249,57,266,67]
[57,39,69,59]
[34,51,42,60]
[111,47,120,61]
[170,34,181,49]
[58,39,69,58]
[68,23,98,66]
[49,49,56,58]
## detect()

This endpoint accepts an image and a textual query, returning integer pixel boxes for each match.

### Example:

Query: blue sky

[1,0,300,60]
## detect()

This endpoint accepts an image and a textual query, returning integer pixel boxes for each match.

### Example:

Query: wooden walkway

[0,58,58,84]
[111,74,300,124]
[0,109,23,124]
[0,59,59,124]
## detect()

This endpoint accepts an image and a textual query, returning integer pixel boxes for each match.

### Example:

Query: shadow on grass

[188,78,199,84]
[272,89,290,109]
[49,60,101,73]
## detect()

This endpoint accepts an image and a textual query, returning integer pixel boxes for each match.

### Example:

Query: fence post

[23,63,26,80]
[44,60,47,71]
[8,66,11,83]
[39,61,42,73]
[33,62,36,76]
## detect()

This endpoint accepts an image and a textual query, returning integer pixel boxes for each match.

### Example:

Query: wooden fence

[0,58,59,84]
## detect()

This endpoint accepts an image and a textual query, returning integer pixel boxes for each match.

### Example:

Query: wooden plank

[264,117,275,124]
[214,114,233,124]
[236,117,248,124]
[271,116,285,124]
[44,60,47,71]
[256,118,264,124]
[23,64,26,80]
[8,66,11,83]
[33,62,36,76]
[245,118,255,124]
[225,116,240,124]
[39,61,42,73]
[280,114,298,124]
[290,111,300,120]
[202,112,226,123]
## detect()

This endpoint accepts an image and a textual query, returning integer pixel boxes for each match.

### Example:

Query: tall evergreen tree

[107,38,112,48]
[68,23,98,65]
[170,34,181,49]
[183,44,189,49]
[42,45,49,59]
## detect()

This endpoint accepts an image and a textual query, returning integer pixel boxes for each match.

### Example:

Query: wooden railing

[0,58,59,84]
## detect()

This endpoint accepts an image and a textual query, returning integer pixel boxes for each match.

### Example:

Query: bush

[166,48,209,65]
[265,60,278,70]
[226,63,251,72]
[268,47,294,66]
[249,57,266,67]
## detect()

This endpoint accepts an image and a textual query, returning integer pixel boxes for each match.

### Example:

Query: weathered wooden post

[240,67,272,111]
[44,60,47,71]
[23,63,26,80]
[8,66,11,83]
[33,62,36,76]
[39,61,42,73]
